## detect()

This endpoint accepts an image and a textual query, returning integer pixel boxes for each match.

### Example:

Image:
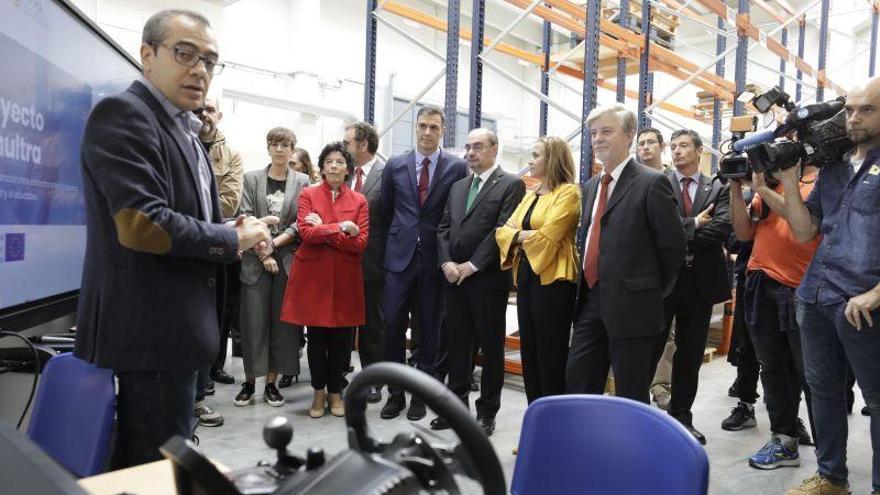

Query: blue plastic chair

[511,395,709,495]
[26,353,116,477]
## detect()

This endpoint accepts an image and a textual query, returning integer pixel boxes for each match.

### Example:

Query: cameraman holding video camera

[774,78,880,495]
[728,163,818,470]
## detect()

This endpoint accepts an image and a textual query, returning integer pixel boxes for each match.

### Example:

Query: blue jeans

[797,299,880,491]
[113,370,198,468]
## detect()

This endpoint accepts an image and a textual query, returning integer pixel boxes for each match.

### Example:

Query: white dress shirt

[673,168,702,228]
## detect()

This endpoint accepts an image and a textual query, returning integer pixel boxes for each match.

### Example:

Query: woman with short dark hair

[234,127,310,408]
[281,141,369,418]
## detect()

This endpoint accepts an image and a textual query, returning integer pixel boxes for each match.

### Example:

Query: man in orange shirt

[729,165,820,470]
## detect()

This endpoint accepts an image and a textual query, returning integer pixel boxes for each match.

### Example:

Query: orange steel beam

[695,0,845,95]
[534,0,735,92]
[381,1,708,121]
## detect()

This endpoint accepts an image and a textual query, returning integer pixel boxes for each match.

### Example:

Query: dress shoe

[684,423,707,445]
[310,389,326,418]
[477,416,495,437]
[328,393,345,417]
[430,416,451,430]
[366,385,382,404]
[407,398,427,421]
[210,369,235,385]
[278,375,294,389]
[380,394,406,419]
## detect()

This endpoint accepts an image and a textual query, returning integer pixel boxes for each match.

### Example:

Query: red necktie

[584,174,614,288]
[354,167,364,193]
[680,177,693,216]
[418,157,430,206]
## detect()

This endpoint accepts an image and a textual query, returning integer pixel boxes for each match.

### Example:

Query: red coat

[281,182,369,328]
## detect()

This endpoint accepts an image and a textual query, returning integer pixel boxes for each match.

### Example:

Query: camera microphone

[731,129,776,153]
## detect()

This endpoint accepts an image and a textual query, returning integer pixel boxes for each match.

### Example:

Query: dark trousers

[384,250,442,394]
[567,285,660,404]
[517,260,575,403]
[798,299,880,491]
[355,281,385,370]
[744,271,814,439]
[307,327,353,393]
[214,261,240,372]
[113,370,197,469]
[730,277,761,404]
[662,267,714,425]
[445,283,508,419]
[195,367,210,402]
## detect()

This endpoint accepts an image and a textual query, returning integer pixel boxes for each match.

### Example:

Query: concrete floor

[197,352,875,494]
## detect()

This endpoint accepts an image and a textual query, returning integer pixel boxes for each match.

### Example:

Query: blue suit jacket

[74,81,238,372]
[381,150,468,273]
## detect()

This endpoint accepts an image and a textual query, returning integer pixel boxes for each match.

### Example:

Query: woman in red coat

[281,141,369,418]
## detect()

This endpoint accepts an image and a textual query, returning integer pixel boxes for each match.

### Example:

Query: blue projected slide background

[0,0,139,312]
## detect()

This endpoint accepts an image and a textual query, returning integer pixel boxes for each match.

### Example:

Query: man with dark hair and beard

[775,77,880,495]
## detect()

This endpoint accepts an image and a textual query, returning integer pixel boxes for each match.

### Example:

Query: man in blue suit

[73,10,273,467]
[380,105,468,420]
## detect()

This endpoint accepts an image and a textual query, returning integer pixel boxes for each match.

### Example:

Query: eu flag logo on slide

[5,233,25,262]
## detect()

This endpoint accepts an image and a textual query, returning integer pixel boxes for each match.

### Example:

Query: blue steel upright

[816,0,830,102]
[578,0,602,255]
[733,0,749,117]
[637,0,652,129]
[363,0,378,124]
[540,18,551,136]
[779,28,788,92]
[444,0,461,147]
[871,6,879,77]
[712,17,726,171]
[616,0,630,103]
[469,0,486,130]
[796,17,806,102]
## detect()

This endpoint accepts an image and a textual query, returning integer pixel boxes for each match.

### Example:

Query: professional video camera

[718,86,854,180]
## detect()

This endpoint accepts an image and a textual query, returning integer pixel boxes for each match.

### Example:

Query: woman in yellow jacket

[496,136,581,403]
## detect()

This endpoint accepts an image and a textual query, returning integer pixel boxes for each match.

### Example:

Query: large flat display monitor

[0,0,140,330]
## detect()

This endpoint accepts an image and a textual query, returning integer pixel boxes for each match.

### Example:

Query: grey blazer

[348,159,388,282]
[239,167,310,284]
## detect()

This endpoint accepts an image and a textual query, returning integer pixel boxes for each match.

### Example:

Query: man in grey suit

[430,128,525,436]
[344,121,387,403]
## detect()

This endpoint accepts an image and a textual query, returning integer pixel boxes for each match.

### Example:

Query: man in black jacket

[660,129,732,445]
[566,104,686,404]
[74,10,272,467]
[430,128,524,436]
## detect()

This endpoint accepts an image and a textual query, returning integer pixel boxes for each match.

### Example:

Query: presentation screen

[0,0,139,324]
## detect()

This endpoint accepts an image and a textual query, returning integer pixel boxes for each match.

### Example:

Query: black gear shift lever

[262,415,303,475]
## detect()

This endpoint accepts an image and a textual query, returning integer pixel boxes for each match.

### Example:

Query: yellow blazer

[496,183,581,286]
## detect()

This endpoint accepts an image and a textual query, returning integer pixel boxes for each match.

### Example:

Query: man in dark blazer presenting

[73,10,272,467]
[566,104,686,404]
[380,105,468,421]
[430,128,525,436]
[661,129,732,444]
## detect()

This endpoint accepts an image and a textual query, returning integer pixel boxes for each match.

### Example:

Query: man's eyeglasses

[154,43,225,75]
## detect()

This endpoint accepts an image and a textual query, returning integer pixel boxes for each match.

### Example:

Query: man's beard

[849,128,878,145]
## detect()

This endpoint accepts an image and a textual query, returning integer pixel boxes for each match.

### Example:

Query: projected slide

[0,0,138,312]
